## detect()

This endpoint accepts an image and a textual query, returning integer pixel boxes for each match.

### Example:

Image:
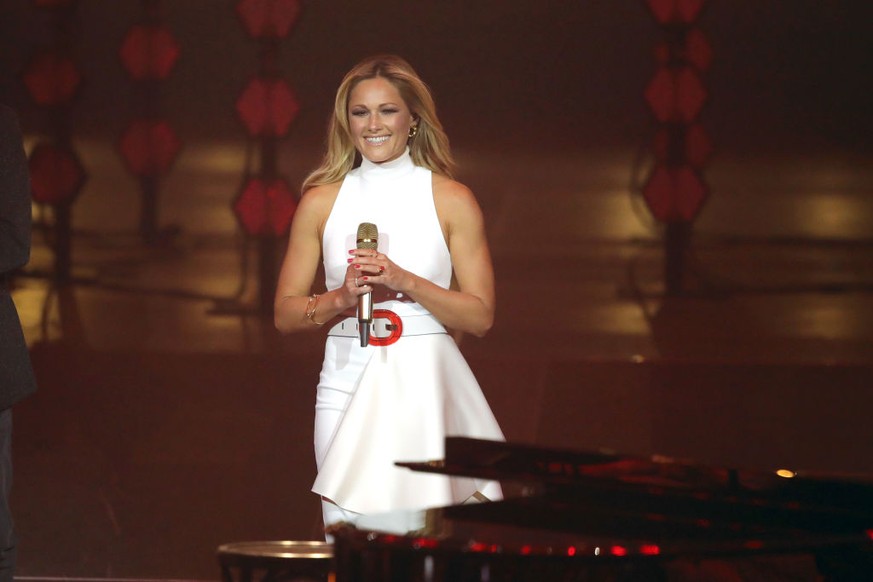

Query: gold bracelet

[305,294,324,325]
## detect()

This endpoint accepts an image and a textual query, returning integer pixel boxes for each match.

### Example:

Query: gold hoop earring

[408,125,418,139]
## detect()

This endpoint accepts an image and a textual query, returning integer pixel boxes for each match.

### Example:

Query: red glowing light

[236,77,300,137]
[640,544,661,556]
[645,66,708,124]
[642,164,709,222]
[684,124,713,167]
[233,177,298,236]
[119,24,181,81]
[566,546,577,557]
[22,51,82,106]
[412,537,439,549]
[118,119,182,177]
[235,0,302,39]
[28,142,87,205]
[468,542,488,553]
[646,0,705,25]
[610,545,628,557]
[685,28,713,71]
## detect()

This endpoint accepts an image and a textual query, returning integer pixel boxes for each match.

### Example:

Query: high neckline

[359,147,415,180]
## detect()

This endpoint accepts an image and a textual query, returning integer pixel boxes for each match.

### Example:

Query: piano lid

[392,437,873,550]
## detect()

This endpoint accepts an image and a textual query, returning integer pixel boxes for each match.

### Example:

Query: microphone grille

[356,222,378,250]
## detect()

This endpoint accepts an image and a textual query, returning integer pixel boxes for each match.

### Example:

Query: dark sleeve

[0,105,32,276]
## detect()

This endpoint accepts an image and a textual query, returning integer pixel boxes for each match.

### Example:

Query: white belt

[327,312,446,342]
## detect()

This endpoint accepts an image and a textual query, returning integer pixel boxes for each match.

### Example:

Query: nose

[367,113,381,131]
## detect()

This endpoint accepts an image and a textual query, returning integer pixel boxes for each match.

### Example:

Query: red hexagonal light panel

[119,23,180,81]
[234,177,298,236]
[236,77,300,137]
[236,0,302,39]
[23,51,82,106]
[28,142,87,205]
[645,66,708,124]
[646,0,704,25]
[119,119,182,177]
[642,165,708,223]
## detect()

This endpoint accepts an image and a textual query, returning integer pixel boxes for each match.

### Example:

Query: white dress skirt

[312,328,504,521]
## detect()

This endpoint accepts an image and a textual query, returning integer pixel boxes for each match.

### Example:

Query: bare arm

[274,183,373,333]
[352,176,495,337]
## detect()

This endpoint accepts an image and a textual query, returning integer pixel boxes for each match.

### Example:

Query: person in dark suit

[0,104,37,580]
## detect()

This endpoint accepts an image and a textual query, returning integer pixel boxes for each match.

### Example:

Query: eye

[381,108,399,115]
[351,109,368,117]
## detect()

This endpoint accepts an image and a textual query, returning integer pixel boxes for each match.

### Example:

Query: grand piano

[328,437,873,581]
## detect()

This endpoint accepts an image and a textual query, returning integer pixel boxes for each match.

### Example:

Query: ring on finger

[354,276,359,287]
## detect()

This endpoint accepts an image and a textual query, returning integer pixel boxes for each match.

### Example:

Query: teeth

[366,136,389,144]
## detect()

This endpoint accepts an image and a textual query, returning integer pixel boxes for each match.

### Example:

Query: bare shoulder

[299,181,341,220]
[292,181,343,237]
[432,173,481,215]
[431,174,486,241]
[300,181,342,213]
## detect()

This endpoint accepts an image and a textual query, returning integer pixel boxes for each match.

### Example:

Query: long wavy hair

[301,55,455,193]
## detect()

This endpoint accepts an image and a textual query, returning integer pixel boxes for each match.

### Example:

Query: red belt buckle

[369,309,403,346]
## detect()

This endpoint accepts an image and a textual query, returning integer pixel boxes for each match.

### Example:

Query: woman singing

[274,55,503,534]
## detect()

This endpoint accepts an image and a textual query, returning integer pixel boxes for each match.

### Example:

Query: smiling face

[347,76,416,164]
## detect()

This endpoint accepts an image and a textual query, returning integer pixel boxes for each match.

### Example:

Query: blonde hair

[302,55,455,193]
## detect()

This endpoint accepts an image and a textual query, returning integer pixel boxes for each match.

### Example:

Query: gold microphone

[356,222,378,347]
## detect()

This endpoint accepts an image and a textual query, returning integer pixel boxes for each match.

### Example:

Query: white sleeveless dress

[311,149,504,521]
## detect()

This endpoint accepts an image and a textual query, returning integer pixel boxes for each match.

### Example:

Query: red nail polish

[347,258,353,263]
[354,264,361,269]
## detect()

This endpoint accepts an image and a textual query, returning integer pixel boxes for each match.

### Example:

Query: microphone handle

[358,290,373,347]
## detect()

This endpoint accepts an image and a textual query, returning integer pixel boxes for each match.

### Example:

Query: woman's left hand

[348,248,410,293]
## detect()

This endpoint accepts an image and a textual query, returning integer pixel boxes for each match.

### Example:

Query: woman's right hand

[341,262,373,309]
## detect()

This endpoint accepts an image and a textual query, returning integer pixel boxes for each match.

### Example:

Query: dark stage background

[2,0,872,577]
